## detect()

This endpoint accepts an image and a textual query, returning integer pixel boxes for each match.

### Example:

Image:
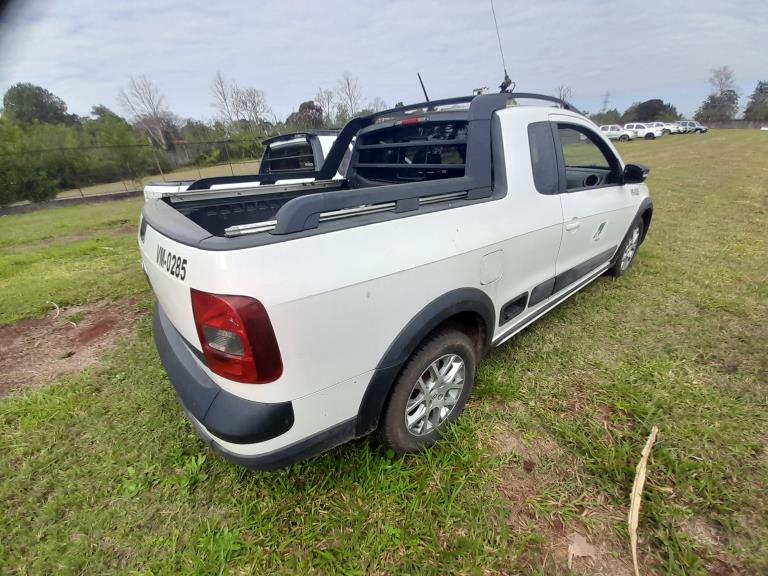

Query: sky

[0,0,765,121]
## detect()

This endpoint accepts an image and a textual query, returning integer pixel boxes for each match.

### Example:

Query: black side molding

[355,287,494,436]
[153,304,294,444]
[499,292,528,326]
[529,278,556,307]
[529,247,617,307]
[553,247,616,293]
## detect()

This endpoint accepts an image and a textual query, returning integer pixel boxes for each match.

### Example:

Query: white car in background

[624,123,663,140]
[144,131,344,200]
[599,124,635,141]
[677,120,708,134]
[647,122,670,135]
[664,122,682,134]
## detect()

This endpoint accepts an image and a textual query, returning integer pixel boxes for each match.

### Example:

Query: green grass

[0,198,146,324]
[0,197,143,248]
[1,130,767,574]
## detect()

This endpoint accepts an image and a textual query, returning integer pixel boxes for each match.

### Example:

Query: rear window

[353,120,467,183]
[527,121,558,195]
[262,141,315,173]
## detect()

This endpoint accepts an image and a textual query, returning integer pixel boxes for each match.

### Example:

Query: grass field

[53,159,262,200]
[0,130,766,575]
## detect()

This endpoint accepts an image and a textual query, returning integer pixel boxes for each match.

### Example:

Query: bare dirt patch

[483,409,646,574]
[0,298,144,396]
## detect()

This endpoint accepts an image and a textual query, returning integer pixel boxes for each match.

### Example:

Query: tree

[554,85,574,102]
[621,99,680,122]
[695,90,739,122]
[211,71,240,128]
[286,101,324,129]
[368,97,388,113]
[744,81,768,122]
[335,72,363,123]
[118,76,177,149]
[709,66,736,95]
[82,105,153,185]
[695,66,739,122]
[589,108,621,126]
[2,82,78,124]
[234,87,271,133]
[314,87,336,126]
[90,105,125,123]
[210,72,271,135]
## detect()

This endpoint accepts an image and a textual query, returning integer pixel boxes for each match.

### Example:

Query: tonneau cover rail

[224,191,468,237]
[167,179,341,203]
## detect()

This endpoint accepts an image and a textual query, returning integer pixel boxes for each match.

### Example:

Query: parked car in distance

[663,122,682,134]
[599,124,636,141]
[139,92,653,470]
[648,122,670,135]
[677,120,708,133]
[144,130,345,200]
[624,123,663,139]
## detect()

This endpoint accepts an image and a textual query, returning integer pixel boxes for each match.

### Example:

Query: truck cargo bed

[165,179,346,237]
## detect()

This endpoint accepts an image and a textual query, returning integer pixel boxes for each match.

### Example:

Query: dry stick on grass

[628,426,659,576]
[46,301,61,319]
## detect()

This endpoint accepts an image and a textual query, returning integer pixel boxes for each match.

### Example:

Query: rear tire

[619,135,629,142]
[644,133,655,140]
[608,218,644,277]
[378,328,476,454]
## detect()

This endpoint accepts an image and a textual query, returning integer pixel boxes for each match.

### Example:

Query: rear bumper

[153,303,294,445]
[153,303,358,470]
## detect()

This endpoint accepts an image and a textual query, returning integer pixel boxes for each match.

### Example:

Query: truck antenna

[490,0,514,93]
[417,72,430,102]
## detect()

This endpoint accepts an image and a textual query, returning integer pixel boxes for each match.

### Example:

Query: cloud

[0,0,765,119]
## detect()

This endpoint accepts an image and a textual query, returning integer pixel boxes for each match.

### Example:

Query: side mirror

[623,163,649,184]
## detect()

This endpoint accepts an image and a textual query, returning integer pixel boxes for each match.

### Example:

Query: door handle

[565,219,581,231]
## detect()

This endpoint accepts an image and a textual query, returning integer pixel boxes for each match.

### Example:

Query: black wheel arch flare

[355,287,494,436]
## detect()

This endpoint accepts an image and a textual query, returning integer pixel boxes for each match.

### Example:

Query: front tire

[378,328,476,454]
[608,218,644,277]
[619,134,629,142]
[645,133,655,140]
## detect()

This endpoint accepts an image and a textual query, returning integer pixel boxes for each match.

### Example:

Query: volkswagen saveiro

[139,93,653,470]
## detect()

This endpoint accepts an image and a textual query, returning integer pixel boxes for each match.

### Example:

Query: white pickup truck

[143,130,342,199]
[139,93,653,470]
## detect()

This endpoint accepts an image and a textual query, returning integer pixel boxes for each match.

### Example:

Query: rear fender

[355,288,494,436]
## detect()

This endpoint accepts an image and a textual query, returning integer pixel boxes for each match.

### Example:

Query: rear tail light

[190,289,282,384]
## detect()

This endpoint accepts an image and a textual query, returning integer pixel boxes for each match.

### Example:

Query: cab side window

[527,121,559,195]
[556,125,621,191]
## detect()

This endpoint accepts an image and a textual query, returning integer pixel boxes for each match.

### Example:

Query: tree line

[586,67,768,126]
[1,65,767,207]
[0,70,387,206]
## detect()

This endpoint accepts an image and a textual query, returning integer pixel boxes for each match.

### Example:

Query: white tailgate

[139,224,210,348]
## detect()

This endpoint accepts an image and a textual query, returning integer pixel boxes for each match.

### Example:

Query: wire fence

[2,138,267,205]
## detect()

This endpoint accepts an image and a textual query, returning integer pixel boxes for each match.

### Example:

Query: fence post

[224,142,235,176]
